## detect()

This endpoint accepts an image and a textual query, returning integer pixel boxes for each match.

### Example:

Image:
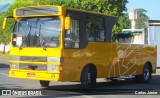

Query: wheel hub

[144,68,149,80]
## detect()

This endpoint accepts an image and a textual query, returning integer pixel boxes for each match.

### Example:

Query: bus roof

[64,7,117,18]
[13,5,117,18]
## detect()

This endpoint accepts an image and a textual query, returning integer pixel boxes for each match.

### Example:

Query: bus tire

[134,64,151,83]
[39,80,50,87]
[110,78,118,82]
[80,65,97,87]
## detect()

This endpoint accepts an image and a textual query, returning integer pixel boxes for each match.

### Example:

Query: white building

[148,20,160,68]
[0,43,10,52]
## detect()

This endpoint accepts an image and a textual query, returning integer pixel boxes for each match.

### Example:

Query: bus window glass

[86,16,105,42]
[65,19,80,48]
[13,17,61,48]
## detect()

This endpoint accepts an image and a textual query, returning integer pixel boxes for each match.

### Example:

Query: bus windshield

[13,17,61,48]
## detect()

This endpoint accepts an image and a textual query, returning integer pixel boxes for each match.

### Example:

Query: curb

[0,59,9,62]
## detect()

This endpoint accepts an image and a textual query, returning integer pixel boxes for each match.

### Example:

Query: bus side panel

[61,43,158,82]
[107,43,144,78]
[142,45,157,74]
[61,43,112,81]
[61,49,86,81]
[89,42,113,78]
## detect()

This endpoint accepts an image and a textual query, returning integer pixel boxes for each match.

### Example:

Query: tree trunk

[3,44,5,54]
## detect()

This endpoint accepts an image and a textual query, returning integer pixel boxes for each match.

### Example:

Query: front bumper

[9,70,60,81]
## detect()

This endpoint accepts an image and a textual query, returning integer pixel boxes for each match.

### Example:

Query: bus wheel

[134,64,151,83]
[110,78,118,82]
[80,65,96,87]
[39,80,50,87]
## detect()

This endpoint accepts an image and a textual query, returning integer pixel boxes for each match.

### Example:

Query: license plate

[27,73,36,77]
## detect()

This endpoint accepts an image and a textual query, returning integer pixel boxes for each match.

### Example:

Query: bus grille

[19,64,47,71]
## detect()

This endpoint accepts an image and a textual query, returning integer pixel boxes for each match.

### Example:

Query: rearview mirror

[65,17,71,30]
[2,16,14,30]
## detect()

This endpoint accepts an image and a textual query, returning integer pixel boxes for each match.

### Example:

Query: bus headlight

[47,57,64,63]
[10,56,20,61]
[11,63,19,69]
[47,65,58,71]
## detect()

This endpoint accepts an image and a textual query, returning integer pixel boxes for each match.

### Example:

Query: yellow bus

[3,5,157,87]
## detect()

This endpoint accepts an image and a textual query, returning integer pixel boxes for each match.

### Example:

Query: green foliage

[0,0,34,44]
[0,0,128,44]
[136,8,149,29]
[112,12,130,41]
[113,13,130,33]
[113,32,134,40]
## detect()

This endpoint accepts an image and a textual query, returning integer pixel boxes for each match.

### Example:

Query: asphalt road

[0,60,160,98]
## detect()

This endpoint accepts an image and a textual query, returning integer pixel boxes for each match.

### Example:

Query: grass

[0,52,10,60]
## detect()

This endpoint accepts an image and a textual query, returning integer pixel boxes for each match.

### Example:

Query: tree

[112,8,149,41]
[136,8,149,29]
[0,0,128,48]
[0,0,34,53]
[113,12,130,33]
[112,12,131,41]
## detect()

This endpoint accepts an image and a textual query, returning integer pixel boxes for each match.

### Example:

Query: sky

[0,0,14,5]
[127,0,159,20]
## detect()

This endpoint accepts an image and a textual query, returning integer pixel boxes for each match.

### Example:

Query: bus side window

[86,16,105,42]
[65,19,80,48]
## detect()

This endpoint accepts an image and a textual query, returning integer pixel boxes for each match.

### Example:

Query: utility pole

[129,9,137,30]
